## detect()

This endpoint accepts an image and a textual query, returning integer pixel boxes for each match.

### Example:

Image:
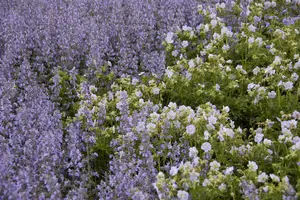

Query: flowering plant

[1,0,300,199]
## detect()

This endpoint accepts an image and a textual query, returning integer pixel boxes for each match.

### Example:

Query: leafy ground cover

[1,0,300,199]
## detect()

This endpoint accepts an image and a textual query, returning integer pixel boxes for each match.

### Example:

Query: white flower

[208,115,217,125]
[150,112,160,121]
[89,85,97,92]
[177,190,189,200]
[268,91,276,99]
[152,87,160,95]
[132,78,139,85]
[296,60,300,69]
[91,94,97,101]
[166,32,174,44]
[273,56,282,65]
[204,24,209,32]
[224,166,234,175]
[186,124,196,135]
[216,2,226,9]
[248,161,258,171]
[247,83,256,91]
[224,127,235,138]
[210,13,216,19]
[174,120,181,128]
[283,81,293,90]
[248,37,255,44]
[255,37,263,47]
[202,178,211,187]
[262,186,269,193]
[168,102,177,109]
[135,90,143,97]
[270,174,280,182]
[188,60,195,68]
[253,66,260,75]
[201,142,212,152]
[211,20,218,28]
[265,66,276,76]
[236,65,247,74]
[291,72,299,81]
[221,27,233,37]
[192,157,200,166]
[292,111,300,120]
[182,41,189,48]
[189,147,198,158]
[170,166,179,176]
[197,5,203,11]
[181,161,193,172]
[138,99,144,107]
[136,121,145,133]
[167,110,176,120]
[210,161,220,171]
[215,84,220,91]
[172,50,179,57]
[190,170,200,182]
[185,72,192,80]
[165,69,173,78]
[146,123,156,133]
[263,139,272,146]
[222,106,230,113]
[213,33,221,40]
[204,130,210,140]
[266,119,275,128]
[248,24,256,32]
[256,127,263,134]
[218,183,227,191]
[182,25,192,31]
[222,44,230,51]
[255,133,264,143]
[258,172,269,183]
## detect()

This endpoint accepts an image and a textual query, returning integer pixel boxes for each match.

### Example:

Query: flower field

[1,0,300,199]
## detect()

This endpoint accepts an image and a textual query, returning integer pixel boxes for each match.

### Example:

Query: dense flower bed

[1,0,300,199]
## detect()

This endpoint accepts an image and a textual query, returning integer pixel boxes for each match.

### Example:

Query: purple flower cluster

[0,83,63,199]
[0,0,202,80]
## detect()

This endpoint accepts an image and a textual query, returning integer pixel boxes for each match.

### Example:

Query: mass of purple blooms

[1,0,300,199]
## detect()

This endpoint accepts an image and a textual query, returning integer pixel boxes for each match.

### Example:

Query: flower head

[177,190,189,200]
[186,124,196,135]
[248,161,258,171]
[201,142,212,152]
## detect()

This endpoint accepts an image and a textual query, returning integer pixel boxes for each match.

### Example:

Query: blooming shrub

[1,0,300,199]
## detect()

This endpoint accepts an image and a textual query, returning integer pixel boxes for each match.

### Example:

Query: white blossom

[182,41,189,48]
[210,161,220,171]
[177,190,189,200]
[170,166,179,176]
[270,174,280,182]
[201,142,212,152]
[258,172,269,183]
[224,166,234,175]
[248,24,257,32]
[166,32,174,43]
[186,124,196,135]
[152,87,160,95]
[189,147,198,158]
[255,133,264,143]
[248,161,258,171]
[268,91,276,99]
